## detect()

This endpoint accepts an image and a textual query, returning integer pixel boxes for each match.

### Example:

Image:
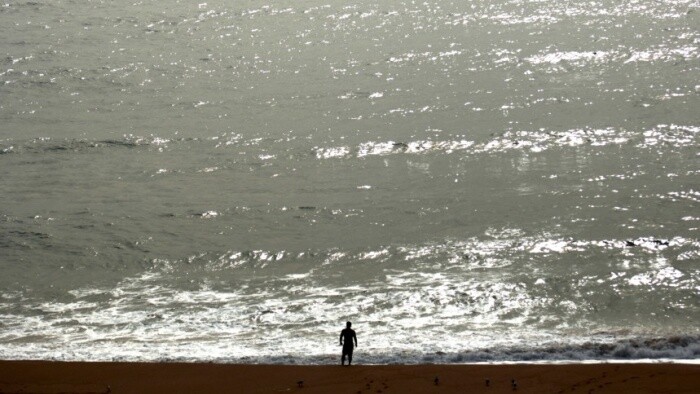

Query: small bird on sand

[512,379,518,390]
[297,380,304,388]
[434,376,439,385]
[485,379,490,387]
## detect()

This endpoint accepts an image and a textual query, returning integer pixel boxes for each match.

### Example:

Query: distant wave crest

[0,135,175,155]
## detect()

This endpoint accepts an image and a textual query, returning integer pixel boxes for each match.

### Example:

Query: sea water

[1,0,699,363]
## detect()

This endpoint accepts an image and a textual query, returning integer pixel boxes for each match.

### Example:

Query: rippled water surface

[1,0,699,362]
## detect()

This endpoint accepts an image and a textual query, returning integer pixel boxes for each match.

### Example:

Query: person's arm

[339,330,343,346]
[353,332,357,347]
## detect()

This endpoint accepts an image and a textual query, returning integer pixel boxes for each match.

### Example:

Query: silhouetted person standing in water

[340,321,357,366]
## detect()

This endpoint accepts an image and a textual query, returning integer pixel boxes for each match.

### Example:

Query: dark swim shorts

[342,344,354,355]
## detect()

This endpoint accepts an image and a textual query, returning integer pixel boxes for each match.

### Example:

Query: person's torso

[342,329,355,343]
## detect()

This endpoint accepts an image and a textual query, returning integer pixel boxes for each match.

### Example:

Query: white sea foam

[200,211,218,218]
[526,51,611,65]
[1,228,697,362]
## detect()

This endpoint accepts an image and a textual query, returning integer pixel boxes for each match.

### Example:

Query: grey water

[1,0,699,362]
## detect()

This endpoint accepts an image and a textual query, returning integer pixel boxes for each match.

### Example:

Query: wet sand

[0,361,698,393]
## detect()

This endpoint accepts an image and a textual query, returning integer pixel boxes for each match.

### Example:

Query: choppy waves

[1,0,699,364]
[1,227,698,362]
[2,123,697,159]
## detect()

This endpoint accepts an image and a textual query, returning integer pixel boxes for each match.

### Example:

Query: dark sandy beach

[1,361,698,393]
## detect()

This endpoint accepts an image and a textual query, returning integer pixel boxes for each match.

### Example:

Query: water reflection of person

[339,321,358,366]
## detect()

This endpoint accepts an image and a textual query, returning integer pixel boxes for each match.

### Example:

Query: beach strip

[0,360,698,393]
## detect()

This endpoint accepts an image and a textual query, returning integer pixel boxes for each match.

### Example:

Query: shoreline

[1,360,699,393]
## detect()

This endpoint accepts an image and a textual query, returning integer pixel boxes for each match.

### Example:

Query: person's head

[346,321,352,328]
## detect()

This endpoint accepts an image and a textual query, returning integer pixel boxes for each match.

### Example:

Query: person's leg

[348,351,352,365]
[341,352,346,365]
